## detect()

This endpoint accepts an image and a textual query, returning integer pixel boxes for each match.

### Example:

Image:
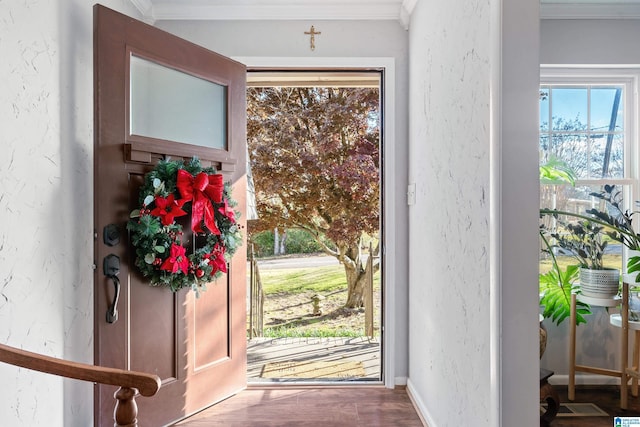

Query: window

[540,85,625,180]
[540,70,638,272]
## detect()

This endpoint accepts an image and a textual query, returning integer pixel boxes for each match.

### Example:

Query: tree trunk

[341,242,375,308]
[279,230,287,254]
[344,262,367,308]
[273,227,279,255]
[315,238,380,308]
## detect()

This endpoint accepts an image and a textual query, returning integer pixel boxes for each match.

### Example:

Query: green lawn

[259,263,382,295]
[539,254,622,274]
[262,325,363,338]
[254,262,381,338]
[260,264,348,294]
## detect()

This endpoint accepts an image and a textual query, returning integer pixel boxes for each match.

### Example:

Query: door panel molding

[124,139,238,171]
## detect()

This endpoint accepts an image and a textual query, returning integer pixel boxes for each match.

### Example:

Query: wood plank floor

[173,386,424,427]
[549,385,640,426]
[169,382,640,426]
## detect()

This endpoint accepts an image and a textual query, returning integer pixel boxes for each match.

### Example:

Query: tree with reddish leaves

[247,86,380,308]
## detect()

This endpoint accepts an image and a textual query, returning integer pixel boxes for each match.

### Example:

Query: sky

[540,85,624,132]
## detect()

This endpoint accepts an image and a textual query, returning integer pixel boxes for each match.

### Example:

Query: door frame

[237,56,397,388]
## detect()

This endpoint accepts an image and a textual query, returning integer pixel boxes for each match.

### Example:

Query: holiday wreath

[127,158,242,293]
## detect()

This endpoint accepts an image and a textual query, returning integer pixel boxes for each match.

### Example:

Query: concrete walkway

[247,336,381,383]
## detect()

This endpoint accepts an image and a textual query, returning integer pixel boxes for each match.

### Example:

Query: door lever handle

[106,274,120,324]
[104,254,120,324]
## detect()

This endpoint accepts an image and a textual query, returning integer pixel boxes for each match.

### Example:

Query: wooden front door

[93,5,246,426]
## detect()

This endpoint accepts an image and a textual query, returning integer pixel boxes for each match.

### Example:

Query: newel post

[114,387,140,427]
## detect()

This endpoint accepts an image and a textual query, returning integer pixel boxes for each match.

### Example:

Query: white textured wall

[408,0,540,425]
[407,0,492,424]
[540,18,640,383]
[0,1,65,424]
[158,19,410,382]
[0,1,141,426]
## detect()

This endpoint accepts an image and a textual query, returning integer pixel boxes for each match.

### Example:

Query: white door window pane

[130,55,227,150]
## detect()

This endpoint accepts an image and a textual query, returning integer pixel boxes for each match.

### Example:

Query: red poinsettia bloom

[210,244,227,274]
[151,194,187,226]
[160,243,189,275]
[218,199,236,223]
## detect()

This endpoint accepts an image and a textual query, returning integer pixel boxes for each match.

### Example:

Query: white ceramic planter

[580,267,620,298]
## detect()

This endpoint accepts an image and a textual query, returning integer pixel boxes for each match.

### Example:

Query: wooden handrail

[0,343,161,425]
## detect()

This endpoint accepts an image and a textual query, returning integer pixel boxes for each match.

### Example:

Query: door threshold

[247,380,384,388]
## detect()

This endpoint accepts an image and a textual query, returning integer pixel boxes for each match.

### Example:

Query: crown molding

[541,3,640,19]
[130,0,417,26]
[400,0,418,29]
[129,0,155,23]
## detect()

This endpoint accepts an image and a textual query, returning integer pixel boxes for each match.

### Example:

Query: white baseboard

[548,374,620,386]
[407,378,436,427]
[395,376,408,386]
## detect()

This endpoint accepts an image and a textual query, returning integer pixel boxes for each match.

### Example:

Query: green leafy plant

[540,156,578,186]
[588,186,640,282]
[539,265,589,325]
[539,230,591,325]
[542,185,640,281]
[550,220,609,270]
[538,157,591,325]
[587,185,640,251]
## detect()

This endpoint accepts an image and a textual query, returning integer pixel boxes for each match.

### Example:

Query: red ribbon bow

[176,169,224,234]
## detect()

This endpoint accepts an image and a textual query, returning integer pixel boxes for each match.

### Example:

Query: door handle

[104,254,120,324]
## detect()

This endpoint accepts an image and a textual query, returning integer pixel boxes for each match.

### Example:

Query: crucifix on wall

[304,25,321,51]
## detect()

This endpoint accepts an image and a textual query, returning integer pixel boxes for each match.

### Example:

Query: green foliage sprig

[550,220,609,270]
[539,229,591,325]
[540,156,577,186]
[587,185,640,251]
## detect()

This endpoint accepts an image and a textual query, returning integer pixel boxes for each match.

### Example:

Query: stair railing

[0,342,161,426]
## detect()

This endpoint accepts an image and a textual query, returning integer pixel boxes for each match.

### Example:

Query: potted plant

[549,219,619,298]
[586,185,640,281]
[542,185,640,282]
[538,158,591,327]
